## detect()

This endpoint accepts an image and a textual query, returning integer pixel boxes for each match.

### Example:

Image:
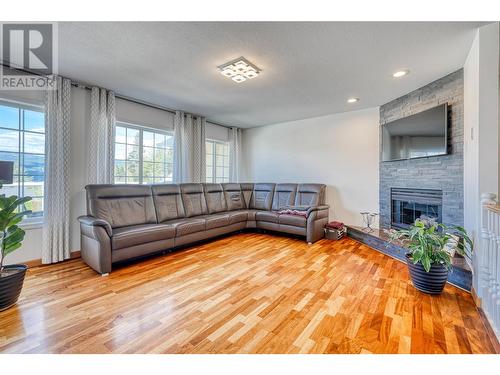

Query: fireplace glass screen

[391,188,443,229]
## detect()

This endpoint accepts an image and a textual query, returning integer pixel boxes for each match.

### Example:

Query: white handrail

[479,192,500,341]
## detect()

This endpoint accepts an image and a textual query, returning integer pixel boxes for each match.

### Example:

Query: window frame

[113,121,174,184]
[0,98,46,227]
[205,138,230,183]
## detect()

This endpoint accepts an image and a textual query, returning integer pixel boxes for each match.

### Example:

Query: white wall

[242,107,380,228]
[463,22,500,291]
[2,83,230,264]
[463,27,480,246]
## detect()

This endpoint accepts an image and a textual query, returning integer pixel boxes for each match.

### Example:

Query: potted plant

[0,160,32,311]
[388,218,473,295]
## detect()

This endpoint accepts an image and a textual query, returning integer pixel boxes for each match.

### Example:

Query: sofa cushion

[151,184,186,222]
[272,183,298,210]
[180,183,208,217]
[228,210,248,224]
[250,183,275,210]
[222,183,246,211]
[200,213,230,230]
[278,214,307,228]
[246,209,259,221]
[112,223,176,250]
[163,218,206,237]
[256,211,279,223]
[86,185,157,228]
[204,184,227,214]
[295,184,326,206]
[257,221,280,231]
[240,183,254,208]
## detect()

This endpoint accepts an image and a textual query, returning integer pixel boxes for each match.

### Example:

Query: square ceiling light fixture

[218,57,261,83]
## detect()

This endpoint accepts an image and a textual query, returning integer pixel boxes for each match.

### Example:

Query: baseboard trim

[471,287,481,308]
[24,251,81,268]
[472,288,500,350]
[477,305,500,352]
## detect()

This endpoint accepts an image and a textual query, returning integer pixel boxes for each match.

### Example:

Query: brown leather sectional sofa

[78,183,329,274]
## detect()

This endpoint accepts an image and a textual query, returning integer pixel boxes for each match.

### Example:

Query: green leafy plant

[0,182,31,272]
[388,219,473,272]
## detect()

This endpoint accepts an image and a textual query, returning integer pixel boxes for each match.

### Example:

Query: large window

[206,139,229,183]
[114,122,173,184]
[0,100,45,219]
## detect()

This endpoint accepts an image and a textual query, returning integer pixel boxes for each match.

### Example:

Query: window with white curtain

[114,122,174,184]
[0,99,45,219]
[205,139,229,183]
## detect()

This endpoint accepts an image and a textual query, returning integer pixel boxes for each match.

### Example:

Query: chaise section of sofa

[78,182,329,274]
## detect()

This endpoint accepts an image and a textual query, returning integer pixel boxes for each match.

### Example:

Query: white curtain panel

[193,116,206,183]
[229,127,242,182]
[173,111,206,183]
[173,111,190,183]
[42,76,71,264]
[86,87,116,184]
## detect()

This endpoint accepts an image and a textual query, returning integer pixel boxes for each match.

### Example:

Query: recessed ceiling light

[393,70,409,78]
[347,97,359,103]
[218,57,261,83]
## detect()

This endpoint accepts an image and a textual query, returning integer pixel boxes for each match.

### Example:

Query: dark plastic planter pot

[406,254,448,295]
[0,264,27,311]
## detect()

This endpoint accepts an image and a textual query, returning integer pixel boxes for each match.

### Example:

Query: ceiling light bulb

[243,70,259,79]
[245,73,258,79]
[233,60,247,69]
[220,68,236,77]
[232,74,247,83]
[393,70,409,78]
[347,98,359,103]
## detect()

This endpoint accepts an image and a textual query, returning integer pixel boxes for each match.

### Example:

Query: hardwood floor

[0,233,498,354]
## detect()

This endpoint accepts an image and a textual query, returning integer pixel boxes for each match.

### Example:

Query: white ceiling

[58,22,483,128]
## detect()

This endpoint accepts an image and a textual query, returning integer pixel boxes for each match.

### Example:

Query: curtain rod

[0,62,233,130]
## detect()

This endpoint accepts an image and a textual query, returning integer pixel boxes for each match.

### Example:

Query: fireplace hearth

[391,188,443,229]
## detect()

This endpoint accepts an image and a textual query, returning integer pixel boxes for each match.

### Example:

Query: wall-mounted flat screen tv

[381,103,448,162]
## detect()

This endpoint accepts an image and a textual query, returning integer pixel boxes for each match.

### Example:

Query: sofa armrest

[78,216,112,274]
[78,216,112,237]
[306,204,330,216]
[306,205,330,243]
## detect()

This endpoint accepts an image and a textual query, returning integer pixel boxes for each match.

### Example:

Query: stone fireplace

[379,70,464,228]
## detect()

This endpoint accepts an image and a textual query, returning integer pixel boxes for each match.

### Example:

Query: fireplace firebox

[391,188,443,229]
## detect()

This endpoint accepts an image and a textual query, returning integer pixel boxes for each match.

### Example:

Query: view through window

[0,100,45,219]
[206,139,229,183]
[114,123,174,184]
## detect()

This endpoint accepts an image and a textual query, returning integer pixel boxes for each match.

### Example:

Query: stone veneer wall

[379,69,464,228]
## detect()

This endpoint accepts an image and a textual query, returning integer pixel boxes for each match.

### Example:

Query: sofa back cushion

[222,183,246,211]
[250,183,275,211]
[86,184,157,228]
[151,184,186,222]
[204,183,227,214]
[180,183,208,217]
[272,183,298,210]
[295,184,326,206]
[240,183,254,208]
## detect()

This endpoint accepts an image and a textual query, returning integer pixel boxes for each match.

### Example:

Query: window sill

[19,220,44,230]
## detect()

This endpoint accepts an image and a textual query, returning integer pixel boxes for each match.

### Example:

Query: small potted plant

[388,218,473,295]
[0,160,32,311]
